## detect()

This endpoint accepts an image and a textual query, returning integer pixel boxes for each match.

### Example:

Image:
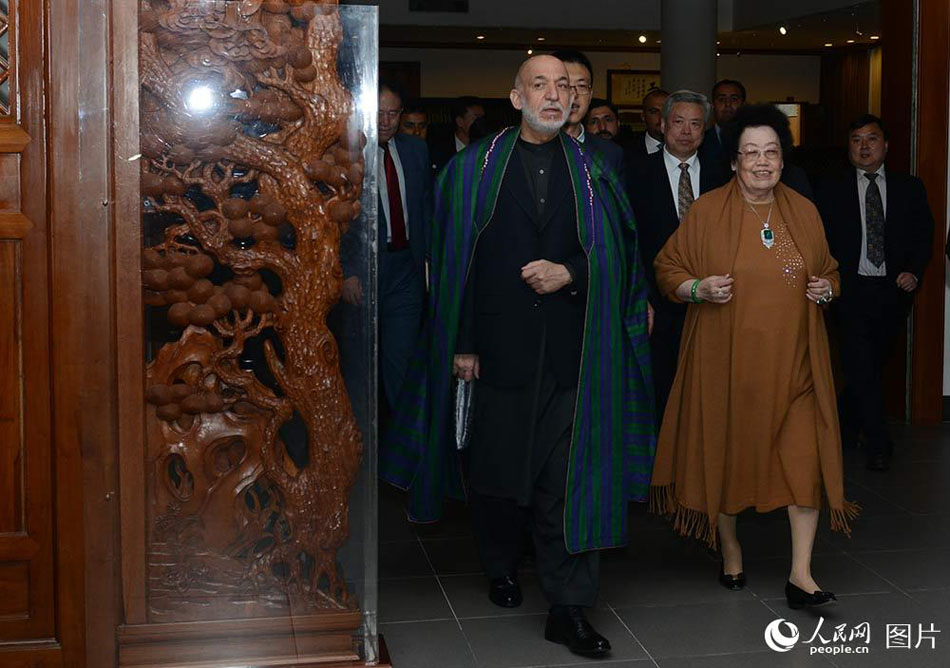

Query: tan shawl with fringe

[650,178,858,547]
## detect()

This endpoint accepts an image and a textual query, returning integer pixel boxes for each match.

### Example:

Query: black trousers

[835,276,909,459]
[468,371,599,608]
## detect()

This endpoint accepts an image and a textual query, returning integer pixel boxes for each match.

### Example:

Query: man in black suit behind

[817,114,934,471]
[552,50,626,183]
[629,90,725,421]
[624,88,669,171]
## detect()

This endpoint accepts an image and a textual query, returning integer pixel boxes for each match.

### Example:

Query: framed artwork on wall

[607,69,662,108]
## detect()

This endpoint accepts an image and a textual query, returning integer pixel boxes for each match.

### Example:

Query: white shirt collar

[645,133,662,153]
[576,125,587,144]
[455,134,466,152]
[857,164,886,180]
[663,147,698,171]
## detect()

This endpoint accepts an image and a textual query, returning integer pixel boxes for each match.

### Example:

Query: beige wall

[381,47,821,103]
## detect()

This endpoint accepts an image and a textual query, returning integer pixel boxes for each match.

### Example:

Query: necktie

[865,172,885,267]
[677,162,694,221]
[382,144,408,250]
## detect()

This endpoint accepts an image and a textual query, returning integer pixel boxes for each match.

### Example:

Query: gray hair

[662,90,712,125]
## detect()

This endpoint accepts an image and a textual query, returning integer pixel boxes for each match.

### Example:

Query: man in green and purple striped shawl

[381,56,655,659]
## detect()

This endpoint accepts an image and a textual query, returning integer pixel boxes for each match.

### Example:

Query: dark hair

[451,96,482,122]
[712,78,747,102]
[551,49,594,81]
[379,79,406,107]
[642,88,669,106]
[724,104,794,163]
[848,113,889,140]
[402,101,427,117]
[587,98,619,118]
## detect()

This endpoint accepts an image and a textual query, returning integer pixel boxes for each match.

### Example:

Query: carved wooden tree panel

[139,0,365,623]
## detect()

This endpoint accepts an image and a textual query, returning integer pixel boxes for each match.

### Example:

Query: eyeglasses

[570,83,592,97]
[378,109,403,120]
[737,148,781,162]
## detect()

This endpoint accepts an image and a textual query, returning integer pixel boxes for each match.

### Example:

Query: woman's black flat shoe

[785,581,836,609]
[719,563,746,590]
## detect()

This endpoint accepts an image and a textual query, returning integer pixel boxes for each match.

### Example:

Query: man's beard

[522,102,567,134]
[597,130,615,140]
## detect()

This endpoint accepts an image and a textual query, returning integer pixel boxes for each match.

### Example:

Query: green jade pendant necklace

[745,198,775,249]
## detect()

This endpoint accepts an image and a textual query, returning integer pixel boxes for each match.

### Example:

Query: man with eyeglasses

[629,90,725,420]
[552,50,626,184]
[342,81,430,417]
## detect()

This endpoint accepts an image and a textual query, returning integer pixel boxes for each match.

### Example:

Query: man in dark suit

[342,81,430,413]
[702,79,814,200]
[817,114,934,471]
[624,88,669,170]
[552,50,626,183]
[428,96,485,176]
[629,90,725,420]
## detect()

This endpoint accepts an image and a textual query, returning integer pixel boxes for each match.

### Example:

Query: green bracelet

[690,279,702,303]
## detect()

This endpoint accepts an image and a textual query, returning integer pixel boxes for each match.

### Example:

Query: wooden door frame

[881,0,947,424]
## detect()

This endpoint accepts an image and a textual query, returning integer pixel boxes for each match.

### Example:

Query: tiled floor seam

[840,550,914,599]
[606,602,661,668]
[415,533,482,666]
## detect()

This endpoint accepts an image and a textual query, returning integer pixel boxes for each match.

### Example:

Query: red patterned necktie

[382,143,408,250]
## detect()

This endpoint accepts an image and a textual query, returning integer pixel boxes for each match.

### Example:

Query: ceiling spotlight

[847,39,855,43]
[656,39,661,44]
[537,37,545,41]
[638,35,647,44]
[779,25,788,35]
[527,49,533,55]
[870,35,880,40]
[476,34,485,40]
[824,42,833,47]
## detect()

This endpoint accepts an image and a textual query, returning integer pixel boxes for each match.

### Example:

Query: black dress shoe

[719,562,746,590]
[785,581,837,610]
[488,574,522,608]
[544,606,611,658]
[866,454,890,472]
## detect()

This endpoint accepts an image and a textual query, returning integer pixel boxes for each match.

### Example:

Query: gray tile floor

[378,424,950,667]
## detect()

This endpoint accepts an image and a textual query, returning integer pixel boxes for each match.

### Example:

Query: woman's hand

[806,275,834,305]
[697,274,734,304]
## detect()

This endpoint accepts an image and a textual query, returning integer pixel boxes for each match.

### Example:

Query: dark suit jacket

[816,166,934,297]
[624,131,662,172]
[342,134,432,287]
[700,126,725,171]
[457,146,588,388]
[427,129,458,180]
[628,149,726,299]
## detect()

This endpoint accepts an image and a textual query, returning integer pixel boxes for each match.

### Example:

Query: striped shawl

[380,127,656,553]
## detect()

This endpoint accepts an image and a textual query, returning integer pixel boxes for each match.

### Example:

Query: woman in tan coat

[650,105,858,610]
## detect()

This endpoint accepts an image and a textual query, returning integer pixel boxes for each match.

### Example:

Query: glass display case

[118,2,381,665]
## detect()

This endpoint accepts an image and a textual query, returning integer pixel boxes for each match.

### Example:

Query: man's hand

[647,301,655,335]
[521,260,572,295]
[896,272,919,292]
[453,354,480,381]
[341,276,362,305]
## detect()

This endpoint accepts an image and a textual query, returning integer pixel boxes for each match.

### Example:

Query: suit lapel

[652,152,678,229]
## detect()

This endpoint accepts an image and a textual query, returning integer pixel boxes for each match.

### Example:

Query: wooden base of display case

[117,612,385,667]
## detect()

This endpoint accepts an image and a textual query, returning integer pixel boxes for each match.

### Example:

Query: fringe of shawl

[650,484,861,550]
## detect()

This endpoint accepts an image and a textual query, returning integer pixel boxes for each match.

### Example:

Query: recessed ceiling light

[476,35,485,40]
[527,49,533,55]
[656,39,661,44]
[716,52,720,57]
[847,39,855,43]
[537,37,545,42]
[779,25,788,35]
[638,35,647,44]
[870,35,880,40]
[824,42,833,47]
[716,41,721,45]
